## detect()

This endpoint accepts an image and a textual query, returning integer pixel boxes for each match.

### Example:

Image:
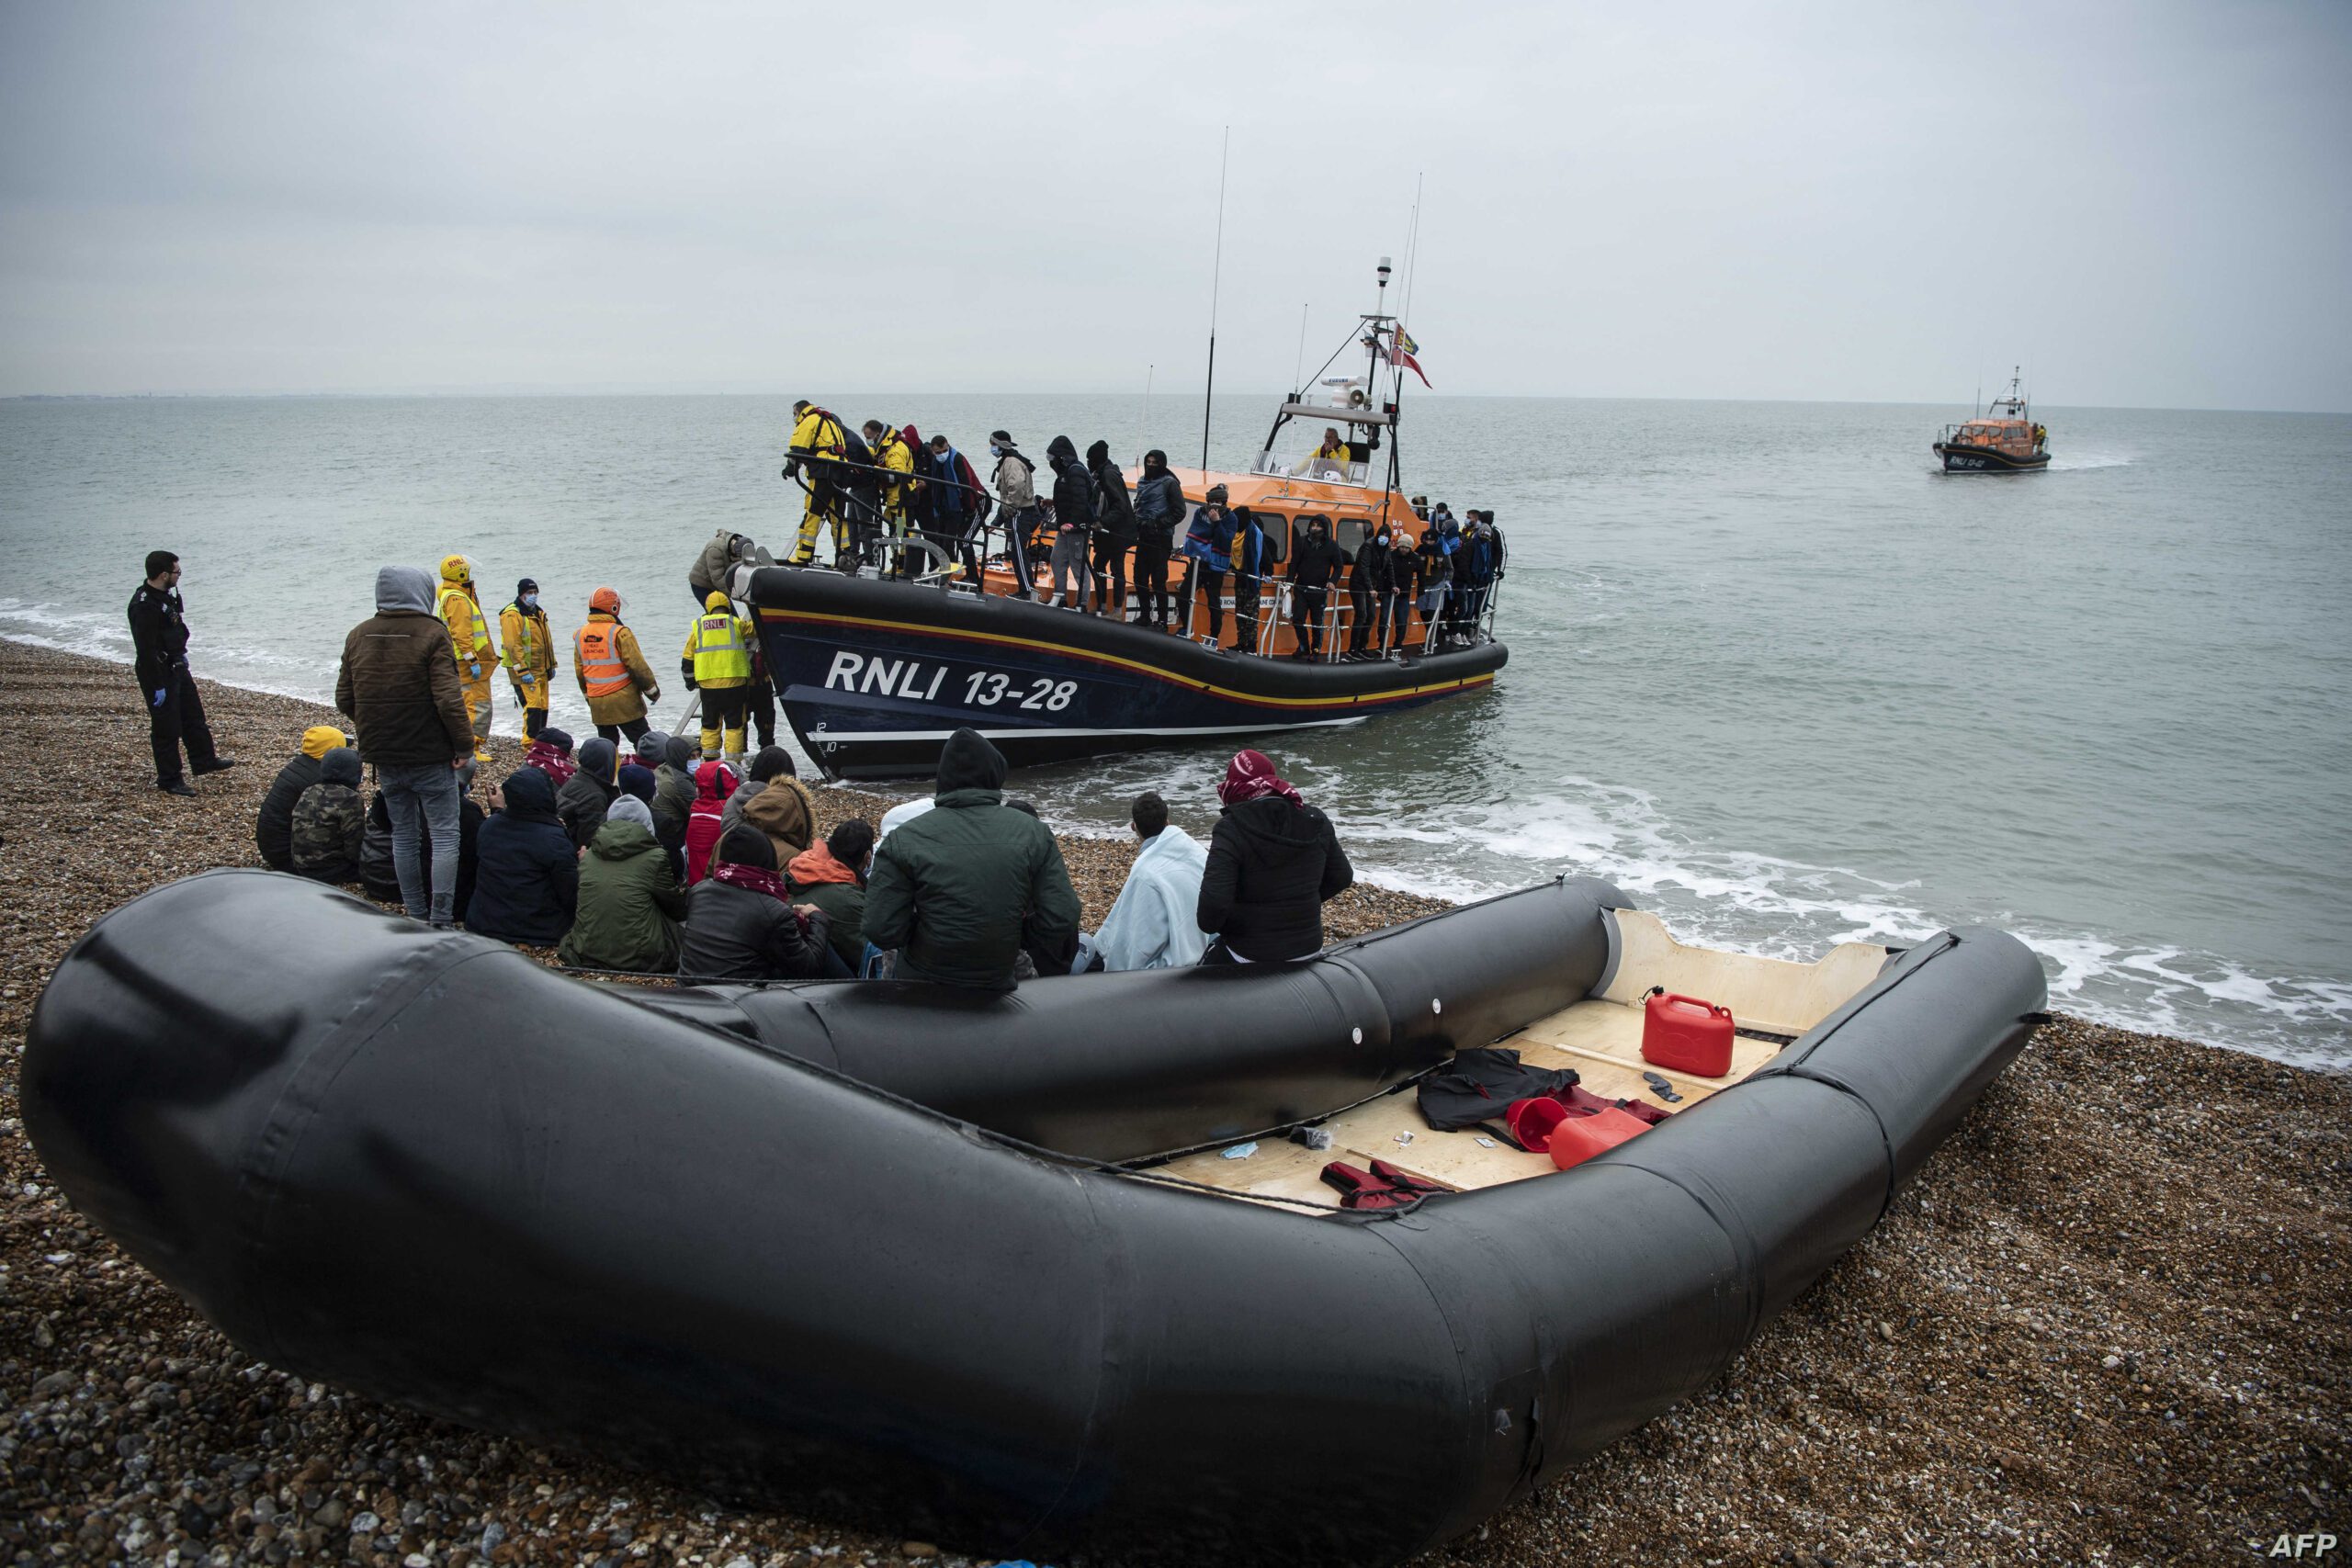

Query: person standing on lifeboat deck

[988,431,1042,599]
[783,400,849,567]
[499,578,556,739]
[437,555,500,764]
[682,591,755,770]
[573,586,662,747]
[863,420,918,578]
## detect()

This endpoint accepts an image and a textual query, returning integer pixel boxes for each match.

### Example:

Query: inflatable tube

[24,872,2044,1566]
[635,875,1623,1162]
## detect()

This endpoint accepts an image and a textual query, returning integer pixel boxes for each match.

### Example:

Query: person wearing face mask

[1130,450,1185,632]
[1229,505,1269,653]
[987,431,1042,599]
[1285,514,1346,660]
[1085,439,1137,618]
[1349,519,1393,659]
[500,578,557,739]
[1383,525,1423,657]
[1182,484,1236,646]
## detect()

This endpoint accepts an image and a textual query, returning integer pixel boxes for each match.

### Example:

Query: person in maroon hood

[1195,749,1353,963]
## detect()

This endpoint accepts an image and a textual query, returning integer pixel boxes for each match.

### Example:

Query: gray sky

[3,1,2347,411]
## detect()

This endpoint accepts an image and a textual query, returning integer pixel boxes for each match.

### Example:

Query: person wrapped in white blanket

[1081,792,1209,972]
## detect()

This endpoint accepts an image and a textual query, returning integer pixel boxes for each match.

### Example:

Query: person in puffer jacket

[288,748,366,884]
[465,765,579,945]
[683,758,739,886]
[677,824,832,981]
[1196,748,1352,963]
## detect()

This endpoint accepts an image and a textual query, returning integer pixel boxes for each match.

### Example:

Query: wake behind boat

[752,259,1508,782]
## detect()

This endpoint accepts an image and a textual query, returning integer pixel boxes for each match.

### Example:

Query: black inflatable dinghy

[23,871,2044,1566]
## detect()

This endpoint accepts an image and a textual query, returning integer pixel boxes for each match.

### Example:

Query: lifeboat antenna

[1293,303,1309,398]
[1201,127,1230,472]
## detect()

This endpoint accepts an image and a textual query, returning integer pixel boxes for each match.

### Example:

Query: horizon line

[6,388,2346,418]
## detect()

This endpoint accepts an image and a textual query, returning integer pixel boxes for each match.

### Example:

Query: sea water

[3,392,2346,1066]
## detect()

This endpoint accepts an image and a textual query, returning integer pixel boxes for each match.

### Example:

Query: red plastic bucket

[1505,1096,1570,1153]
[1548,1105,1652,1169]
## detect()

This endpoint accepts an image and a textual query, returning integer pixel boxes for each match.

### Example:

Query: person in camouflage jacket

[290,748,367,884]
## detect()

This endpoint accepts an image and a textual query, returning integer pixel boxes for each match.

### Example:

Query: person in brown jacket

[572,586,662,744]
[710,746,815,874]
[336,565,474,926]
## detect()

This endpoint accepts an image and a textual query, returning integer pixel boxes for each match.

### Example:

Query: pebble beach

[2,638,2345,1567]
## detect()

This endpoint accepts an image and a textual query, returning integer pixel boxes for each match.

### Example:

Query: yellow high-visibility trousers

[460,671,495,761]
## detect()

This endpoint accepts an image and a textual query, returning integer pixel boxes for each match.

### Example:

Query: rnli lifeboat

[747,265,1506,782]
[1932,367,2051,471]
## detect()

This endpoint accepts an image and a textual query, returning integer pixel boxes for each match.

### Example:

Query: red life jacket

[682,760,738,886]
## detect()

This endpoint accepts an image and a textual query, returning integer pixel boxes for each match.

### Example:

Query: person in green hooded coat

[557,795,686,973]
[863,728,1080,992]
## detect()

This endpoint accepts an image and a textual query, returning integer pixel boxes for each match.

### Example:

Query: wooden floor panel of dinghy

[1156,913,1892,1209]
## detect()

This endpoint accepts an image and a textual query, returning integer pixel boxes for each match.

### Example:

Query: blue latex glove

[151,688,168,709]
[466,660,481,680]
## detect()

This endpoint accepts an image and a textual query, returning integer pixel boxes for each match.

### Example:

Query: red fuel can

[1642,990,1736,1078]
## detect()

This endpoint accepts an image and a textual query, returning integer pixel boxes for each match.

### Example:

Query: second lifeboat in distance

[741,261,1507,782]
[1933,367,2051,472]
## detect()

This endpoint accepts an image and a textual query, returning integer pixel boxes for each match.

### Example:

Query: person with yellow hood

[499,576,558,739]
[573,586,662,746]
[681,590,756,766]
[782,399,848,567]
[255,723,352,871]
[436,555,500,763]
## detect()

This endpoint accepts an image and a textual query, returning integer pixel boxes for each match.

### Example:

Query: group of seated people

[258,720,1356,988]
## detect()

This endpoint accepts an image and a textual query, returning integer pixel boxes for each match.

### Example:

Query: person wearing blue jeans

[376,760,464,924]
[337,564,479,928]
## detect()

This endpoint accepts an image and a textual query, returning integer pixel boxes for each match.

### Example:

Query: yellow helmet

[704,590,732,612]
[440,554,472,584]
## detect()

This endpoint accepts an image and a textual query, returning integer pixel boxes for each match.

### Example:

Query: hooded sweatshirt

[683,759,739,886]
[289,748,367,883]
[862,728,1080,991]
[1085,440,1137,544]
[336,565,473,768]
[1196,793,1355,963]
[557,737,621,850]
[653,735,698,848]
[467,765,579,945]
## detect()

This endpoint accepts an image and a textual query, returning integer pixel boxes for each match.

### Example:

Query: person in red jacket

[683,758,740,886]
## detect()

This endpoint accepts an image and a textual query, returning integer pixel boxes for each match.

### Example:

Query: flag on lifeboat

[1385,329,1431,388]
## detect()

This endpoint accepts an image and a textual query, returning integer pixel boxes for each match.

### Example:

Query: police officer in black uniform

[128,549,235,796]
